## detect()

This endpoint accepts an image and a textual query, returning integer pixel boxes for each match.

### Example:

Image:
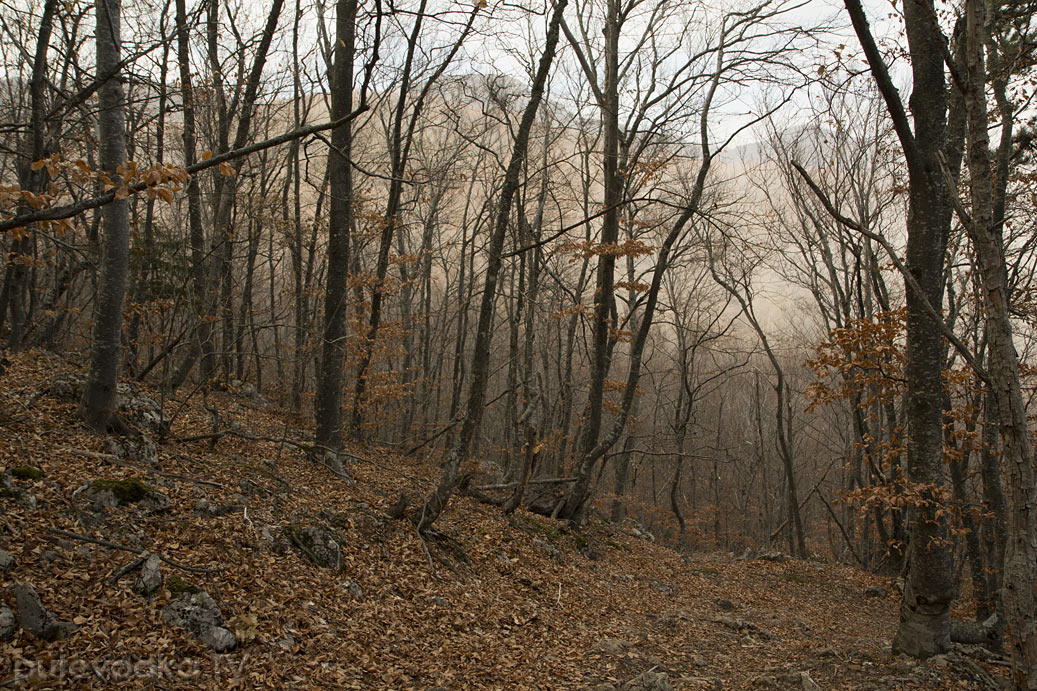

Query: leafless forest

[2,0,1037,682]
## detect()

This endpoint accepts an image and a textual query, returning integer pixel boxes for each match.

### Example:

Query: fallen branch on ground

[48,527,221,574]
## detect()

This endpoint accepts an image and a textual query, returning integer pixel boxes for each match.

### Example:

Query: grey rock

[133,553,162,596]
[429,596,450,608]
[85,481,170,513]
[800,671,822,691]
[757,551,787,563]
[162,590,237,652]
[45,372,82,401]
[344,581,364,602]
[104,435,159,467]
[39,550,61,565]
[714,598,737,611]
[193,498,242,517]
[139,491,171,514]
[45,374,168,434]
[115,382,169,434]
[0,548,14,571]
[2,474,36,510]
[13,583,75,641]
[284,526,341,570]
[590,638,632,655]
[0,605,14,640]
[88,489,120,510]
[865,586,887,598]
[74,545,92,559]
[532,538,563,564]
[194,498,216,515]
[620,671,672,691]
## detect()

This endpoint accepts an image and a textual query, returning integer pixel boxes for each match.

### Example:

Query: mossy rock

[166,574,202,597]
[0,474,37,510]
[89,477,155,503]
[86,477,170,513]
[10,466,44,481]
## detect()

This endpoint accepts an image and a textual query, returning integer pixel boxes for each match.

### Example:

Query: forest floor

[0,350,1010,689]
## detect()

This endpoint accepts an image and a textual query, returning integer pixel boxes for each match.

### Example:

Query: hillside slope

[0,352,1007,689]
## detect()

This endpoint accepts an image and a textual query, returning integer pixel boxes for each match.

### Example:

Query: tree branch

[0,106,370,234]
[791,160,990,385]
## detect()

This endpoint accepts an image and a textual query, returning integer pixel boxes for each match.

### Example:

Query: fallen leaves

[0,351,1009,689]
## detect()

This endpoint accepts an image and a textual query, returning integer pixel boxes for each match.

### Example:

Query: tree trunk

[79,0,130,432]
[3,0,56,352]
[843,0,963,658]
[314,0,357,460]
[961,0,1037,681]
[418,0,568,532]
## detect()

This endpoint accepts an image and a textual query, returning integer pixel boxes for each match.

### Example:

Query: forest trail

[0,351,1005,689]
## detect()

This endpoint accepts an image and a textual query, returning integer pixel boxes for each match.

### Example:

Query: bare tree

[418,0,569,532]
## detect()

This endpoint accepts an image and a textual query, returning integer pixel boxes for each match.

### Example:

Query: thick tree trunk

[79,0,130,432]
[843,0,965,657]
[961,0,1037,682]
[314,0,357,460]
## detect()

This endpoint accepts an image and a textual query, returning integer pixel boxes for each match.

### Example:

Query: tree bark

[79,0,130,432]
[960,0,1037,682]
[314,0,358,460]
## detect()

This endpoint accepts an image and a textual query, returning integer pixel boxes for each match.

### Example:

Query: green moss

[11,466,44,481]
[695,566,720,577]
[573,534,589,550]
[0,486,22,499]
[166,574,201,596]
[606,540,621,550]
[89,477,154,503]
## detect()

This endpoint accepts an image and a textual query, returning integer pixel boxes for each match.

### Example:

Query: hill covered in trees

[2,0,1037,686]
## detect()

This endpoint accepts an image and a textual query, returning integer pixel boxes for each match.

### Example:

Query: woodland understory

[1,0,1037,686]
